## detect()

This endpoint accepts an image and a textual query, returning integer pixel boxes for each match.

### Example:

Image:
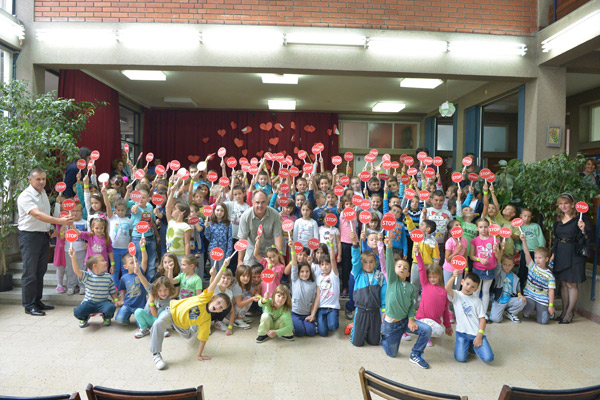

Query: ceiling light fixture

[541,9,600,52]
[439,80,456,117]
[448,41,527,56]
[284,32,367,47]
[260,74,299,84]
[268,100,296,110]
[0,11,24,41]
[400,78,444,89]
[121,70,166,81]
[372,102,405,113]
[368,38,448,53]
[163,97,198,107]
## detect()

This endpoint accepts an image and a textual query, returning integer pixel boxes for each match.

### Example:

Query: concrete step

[11,272,60,288]
[9,262,58,273]
[0,287,84,306]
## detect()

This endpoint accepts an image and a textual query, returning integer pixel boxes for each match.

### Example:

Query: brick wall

[34,0,538,36]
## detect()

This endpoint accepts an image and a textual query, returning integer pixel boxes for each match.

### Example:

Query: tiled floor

[0,304,599,400]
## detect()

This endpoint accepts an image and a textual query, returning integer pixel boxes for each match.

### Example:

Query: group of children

[54,148,559,370]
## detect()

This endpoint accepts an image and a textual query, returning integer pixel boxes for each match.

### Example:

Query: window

[591,105,600,142]
[483,125,507,152]
[120,105,141,159]
[437,124,453,151]
[341,120,419,150]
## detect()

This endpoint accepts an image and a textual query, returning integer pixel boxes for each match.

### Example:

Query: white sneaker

[164,330,170,338]
[134,328,150,339]
[505,311,521,323]
[79,287,86,295]
[243,316,254,323]
[234,319,251,329]
[153,353,166,370]
[402,333,412,341]
[214,320,227,331]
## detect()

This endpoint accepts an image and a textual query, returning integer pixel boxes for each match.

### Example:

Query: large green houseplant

[0,80,103,290]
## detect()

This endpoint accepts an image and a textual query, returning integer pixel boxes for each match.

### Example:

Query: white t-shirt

[293,218,319,246]
[449,290,486,336]
[225,201,250,239]
[71,219,89,252]
[109,214,132,249]
[317,272,340,309]
[318,226,340,255]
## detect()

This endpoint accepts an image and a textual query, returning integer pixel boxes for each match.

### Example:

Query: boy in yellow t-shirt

[150,258,232,370]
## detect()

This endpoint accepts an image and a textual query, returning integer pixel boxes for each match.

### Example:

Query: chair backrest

[498,384,600,400]
[358,367,468,400]
[86,384,203,400]
[0,394,80,400]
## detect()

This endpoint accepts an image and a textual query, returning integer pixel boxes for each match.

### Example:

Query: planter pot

[0,273,13,292]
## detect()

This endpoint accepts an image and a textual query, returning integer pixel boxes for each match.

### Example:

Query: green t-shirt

[457,218,478,256]
[176,273,203,299]
[166,219,192,255]
[385,247,416,320]
[515,222,546,252]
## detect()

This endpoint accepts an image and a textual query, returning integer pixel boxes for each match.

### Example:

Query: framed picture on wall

[547,126,561,148]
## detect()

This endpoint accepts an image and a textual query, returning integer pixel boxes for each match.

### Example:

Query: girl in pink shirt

[442,220,469,290]
[77,217,115,274]
[469,218,503,315]
[339,196,357,297]
[415,251,452,347]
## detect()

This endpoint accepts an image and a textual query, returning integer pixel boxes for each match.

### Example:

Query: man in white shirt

[17,168,73,316]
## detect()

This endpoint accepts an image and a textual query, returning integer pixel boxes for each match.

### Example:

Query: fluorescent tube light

[541,10,600,52]
[36,29,117,46]
[372,102,405,113]
[400,78,443,89]
[285,32,366,47]
[203,29,282,48]
[368,38,448,53]
[122,70,166,81]
[448,41,527,56]
[268,100,296,110]
[260,74,299,84]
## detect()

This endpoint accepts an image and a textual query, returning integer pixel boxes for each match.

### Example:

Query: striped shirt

[523,261,555,306]
[80,271,116,302]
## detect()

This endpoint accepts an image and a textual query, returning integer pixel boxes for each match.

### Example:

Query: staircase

[0,261,83,306]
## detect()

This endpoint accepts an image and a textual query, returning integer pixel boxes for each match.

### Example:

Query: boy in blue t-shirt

[115,238,149,325]
[387,204,408,259]
[128,188,158,280]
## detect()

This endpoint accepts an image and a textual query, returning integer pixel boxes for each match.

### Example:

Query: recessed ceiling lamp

[268,100,296,110]
[372,102,405,113]
[260,74,299,84]
[121,70,166,81]
[400,78,444,89]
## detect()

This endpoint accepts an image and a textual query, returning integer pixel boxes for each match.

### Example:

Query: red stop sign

[278,168,289,179]
[417,151,427,161]
[379,173,390,181]
[226,157,237,169]
[407,167,418,176]
[234,240,249,251]
[151,193,164,206]
[424,168,435,179]
[62,199,76,211]
[303,164,313,174]
[261,269,276,283]
[576,201,589,214]
[400,175,410,185]
[489,224,501,236]
[219,177,230,187]
[203,207,214,217]
[419,190,430,201]
[404,156,414,166]
[433,156,443,167]
[280,183,290,194]
[410,229,425,242]
[176,168,189,180]
[359,211,372,224]
[282,219,294,232]
[90,150,100,161]
[360,199,371,211]
[136,221,150,234]
[511,218,524,228]
[382,160,392,170]
[218,147,227,158]
[381,214,397,231]
[423,156,433,166]
[391,161,400,169]
[308,238,320,250]
[188,216,199,225]
[342,207,356,221]
[364,154,376,163]
[294,241,304,253]
[451,172,463,183]
[331,156,342,166]
[468,173,479,182]
[339,176,350,186]
[479,168,492,180]
[352,195,363,207]
[499,227,512,239]
[289,167,300,177]
[155,165,165,175]
[334,185,345,197]
[55,182,66,193]
[344,152,354,162]
[65,229,79,243]
[210,247,224,261]
[250,166,259,175]
[146,152,154,163]
[298,150,307,160]
[451,226,463,238]
[76,159,86,170]
[207,171,218,182]
[462,156,473,167]
[170,160,181,171]
[135,169,145,180]
[279,197,289,208]
[359,171,371,182]
[128,242,136,256]
[451,255,467,270]
[325,213,337,227]
[404,188,416,200]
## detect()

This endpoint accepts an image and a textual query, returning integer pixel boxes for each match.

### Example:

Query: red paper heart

[291,121,296,129]
[327,129,332,136]
[256,150,264,157]
[294,159,301,166]
[241,149,248,156]
[293,146,299,154]
[269,137,279,146]
[274,123,284,132]
[217,129,226,137]
[234,138,244,148]
[202,137,209,143]
[188,155,200,163]
[241,126,252,134]
[260,122,273,131]
[304,125,316,133]
[291,134,296,142]
[231,121,237,130]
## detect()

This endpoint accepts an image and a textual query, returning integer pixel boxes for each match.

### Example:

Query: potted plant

[0,80,103,291]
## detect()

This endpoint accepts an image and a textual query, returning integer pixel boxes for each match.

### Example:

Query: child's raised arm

[253,236,262,261]
[133,259,150,288]
[445,269,459,299]
[520,233,533,266]
[481,182,490,219]
[207,257,231,293]
[140,236,148,273]
[165,181,176,221]
[68,247,83,279]
[329,235,338,276]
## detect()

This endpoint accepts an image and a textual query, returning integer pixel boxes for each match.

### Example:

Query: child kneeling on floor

[69,248,121,328]
[446,269,494,363]
[149,258,232,370]
[256,284,294,343]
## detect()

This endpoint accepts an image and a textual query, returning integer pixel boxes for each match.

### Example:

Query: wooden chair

[498,384,600,400]
[86,384,203,400]
[358,367,468,400]
[0,394,80,400]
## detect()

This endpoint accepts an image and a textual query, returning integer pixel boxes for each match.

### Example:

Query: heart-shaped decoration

[291,121,296,129]
[260,122,273,131]
[231,121,237,130]
[269,137,279,146]
[202,137,209,143]
[294,159,301,166]
[241,126,252,134]
[256,150,264,157]
[241,149,248,156]
[274,123,284,132]
[293,146,299,154]
[234,138,244,148]
[304,125,316,133]
[327,129,332,136]
[188,155,200,163]
[291,134,296,142]
[217,129,226,137]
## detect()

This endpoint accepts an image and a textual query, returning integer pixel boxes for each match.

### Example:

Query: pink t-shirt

[80,232,113,263]
[259,258,284,298]
[339,218,357,244]
[470,236,497,271]
[415,253,451,328]
[442,237,468,273]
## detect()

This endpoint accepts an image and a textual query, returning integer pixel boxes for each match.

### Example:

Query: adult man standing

[237,191,283,266]
[18,168,73,316]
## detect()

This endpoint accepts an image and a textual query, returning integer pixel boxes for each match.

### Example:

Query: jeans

[74,300,116,321]
[18,231,49,309]
[132,235,157,281]
[381,319,431,358]
[292,312,317,337]
[115,304,136,325]
[454,331,494,363]
[317,308,339,337]
[112,247,128,288]
[345,274,355,312]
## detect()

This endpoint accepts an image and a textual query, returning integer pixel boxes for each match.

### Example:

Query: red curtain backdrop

[143,110,339,172]
[58,70,121,174]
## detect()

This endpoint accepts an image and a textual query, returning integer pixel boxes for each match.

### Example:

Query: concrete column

[523,66,566,163]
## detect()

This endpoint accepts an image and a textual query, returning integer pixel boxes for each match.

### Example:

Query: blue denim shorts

[473,267,494,280]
